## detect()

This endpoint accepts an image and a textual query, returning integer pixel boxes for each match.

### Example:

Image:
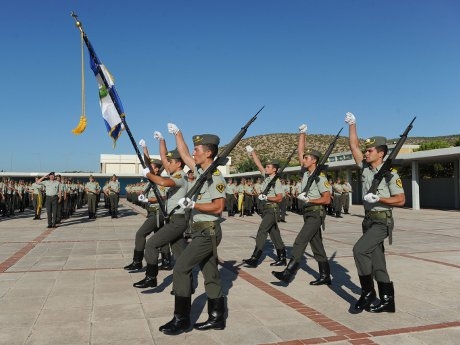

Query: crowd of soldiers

[115,114,405,336]
[0,174,121,226]
[2,113,404,335]
[224,176,353,220]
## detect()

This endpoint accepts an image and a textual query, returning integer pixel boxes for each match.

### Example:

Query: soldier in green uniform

[0,178,7,217]
[124,139,171,271]
[85,175,100,219]
[158,123,226,335]
[132,133,188,289]
[30,177,44,219]
[341,178,352,214]
[108,174,120,218]
[243,145,287,267]
[225,178,237,217]
[272,124,332,285]
[332,177,344,218]
[345,112,405,313]
[37,172,61,228]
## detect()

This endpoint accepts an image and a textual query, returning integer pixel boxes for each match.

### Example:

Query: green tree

[417,140,450,151]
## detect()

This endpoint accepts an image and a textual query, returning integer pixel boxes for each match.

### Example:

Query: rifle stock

[367,117,416,195]
[301,128,343,195]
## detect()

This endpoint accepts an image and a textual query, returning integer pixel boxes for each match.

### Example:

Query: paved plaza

[0,201,459,345]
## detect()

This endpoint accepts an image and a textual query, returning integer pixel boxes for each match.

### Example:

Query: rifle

[167,106,263,218]
[301,128,343,195]
[70,12,167,218]
[367,117,416,195]
[261,148,297,196]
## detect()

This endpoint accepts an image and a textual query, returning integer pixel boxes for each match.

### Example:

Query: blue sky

[1,0,459,172]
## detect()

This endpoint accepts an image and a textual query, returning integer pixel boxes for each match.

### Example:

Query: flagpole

[71,12,167,218]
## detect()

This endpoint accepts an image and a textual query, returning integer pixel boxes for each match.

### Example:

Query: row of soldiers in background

[327,177,353,218]
[0,174,121,222]
[224,176,352,220]
[0,176,86,219]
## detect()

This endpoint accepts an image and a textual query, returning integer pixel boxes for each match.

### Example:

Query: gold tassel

[72,30,87,135]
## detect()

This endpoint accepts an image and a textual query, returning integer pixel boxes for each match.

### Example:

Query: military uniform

[159,133,226,335]
[243,180,254,216]
[5,181,17,216]
[237,181,245,216]
[85,176,100,219]
[272,149,332,286]
[40,174,60,228]
[108,175,120,218]
[0,179,7,217]
[31,180,44,219]
[341,180,352,214]
[243,167,287,268]
[133,150,188,289]
[225,180,237,217]
[352,136,404,313]
[332,180,343,217]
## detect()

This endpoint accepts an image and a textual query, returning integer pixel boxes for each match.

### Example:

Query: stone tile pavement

[0,200,459,345]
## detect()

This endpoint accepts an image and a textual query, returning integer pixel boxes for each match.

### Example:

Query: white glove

[178,197,195,209]
[153,131,163,141]
[298,124,308,133]
[138,194,148,203]
[245,145,254,153]
[345,112,356,125]
[297,192,310,202]
[139,139,146,148]
[364,193,380,203]
[167,123,180,135]
[258,194,268,201]
[142,167,150,178]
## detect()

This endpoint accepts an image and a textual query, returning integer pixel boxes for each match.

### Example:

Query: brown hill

[221,133,460,173]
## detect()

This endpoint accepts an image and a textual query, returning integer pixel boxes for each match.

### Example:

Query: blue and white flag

[87,40,124,146]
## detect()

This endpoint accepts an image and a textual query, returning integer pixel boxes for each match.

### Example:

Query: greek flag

[86,39,124,146]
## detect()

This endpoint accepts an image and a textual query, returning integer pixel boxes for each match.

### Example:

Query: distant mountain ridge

[220,133,460,172]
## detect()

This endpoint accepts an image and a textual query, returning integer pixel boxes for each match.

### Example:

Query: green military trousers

[255,206,285,251]
[134,210,169,254]
[291,209,327,263]
[173,221,223,299]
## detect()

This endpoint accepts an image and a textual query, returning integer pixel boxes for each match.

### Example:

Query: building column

[411,161,420,210]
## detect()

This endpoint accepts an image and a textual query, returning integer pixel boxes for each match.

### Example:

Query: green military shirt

[360,162,404,212]
[300,169,330,206]
[191,167,226,222]
[41,180,60,196]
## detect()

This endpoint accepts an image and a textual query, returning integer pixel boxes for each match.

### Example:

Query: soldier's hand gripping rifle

[167,106,264,219]
[260,147,297,197]
[301,128,343,195]
[367,117,416,195]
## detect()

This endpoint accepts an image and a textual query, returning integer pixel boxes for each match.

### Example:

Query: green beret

[166,148,182,160]
[304,148,322,159]
[265,159,280,167]
[192,134,220,146]
[364,136,387,148]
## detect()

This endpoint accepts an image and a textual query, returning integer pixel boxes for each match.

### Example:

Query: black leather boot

[133,264,158,288]
[270,248,287,266]
[194,296,226,330]
[309,261,331,285]
[369,281,395,313]
[243,248,262,268]
[124,250,144,270]
[271,258,299,284]
[159,296,192,335]
[159,252,173,271]
[355,275,376,311]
